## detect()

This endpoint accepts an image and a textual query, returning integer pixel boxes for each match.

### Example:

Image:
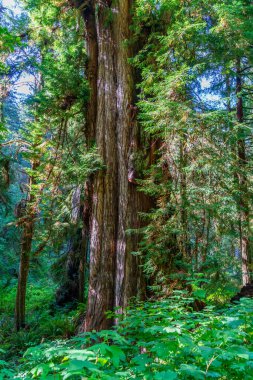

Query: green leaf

[154,370,178,379]
[107,345,126,368]
[206,371,221,378]
[193,289,206,300]
[180,364,205,379]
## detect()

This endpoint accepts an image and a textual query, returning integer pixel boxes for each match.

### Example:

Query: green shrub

[10,293,253,380]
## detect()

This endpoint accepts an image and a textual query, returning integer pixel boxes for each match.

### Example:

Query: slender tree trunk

[78,228,87,303]
[236,58,250,286]
[179,134,189,257]
[203,212,211,264]
[79,178,93,303]
[78,0,98,307]
[15,161,38,331]
[15,225,34,330]
[73,0,149,331]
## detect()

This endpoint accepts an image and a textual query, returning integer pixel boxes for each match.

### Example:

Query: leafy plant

[8,294,253,379]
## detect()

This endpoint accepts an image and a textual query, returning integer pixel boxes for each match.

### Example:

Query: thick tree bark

[73,0,149,331]
[236,58,250,286]
[79,0,98,309]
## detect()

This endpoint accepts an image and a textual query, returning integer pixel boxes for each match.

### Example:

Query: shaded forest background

[0,0,253,378]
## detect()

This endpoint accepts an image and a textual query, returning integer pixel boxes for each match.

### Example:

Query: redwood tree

[72,0,149,331]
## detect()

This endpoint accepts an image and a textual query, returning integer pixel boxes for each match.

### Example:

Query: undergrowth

[0,291,252,379]
[0,282,79,366]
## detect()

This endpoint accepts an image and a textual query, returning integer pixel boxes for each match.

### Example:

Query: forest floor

[0,283,253,379]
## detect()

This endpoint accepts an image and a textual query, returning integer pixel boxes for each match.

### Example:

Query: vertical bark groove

[236,58,250,286]
[72,0,150,331]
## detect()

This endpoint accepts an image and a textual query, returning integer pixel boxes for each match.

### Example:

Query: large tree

[71,0,150,331]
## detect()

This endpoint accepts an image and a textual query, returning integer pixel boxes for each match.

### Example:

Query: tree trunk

[179,134,189,258]
[15,161,38,331]
[55,186,88,306]
[15,226,33,330]
[79,171,94,299]
[74,0,149,331]
[236,58,250,286]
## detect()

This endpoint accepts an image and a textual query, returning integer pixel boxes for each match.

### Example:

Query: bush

[9,293,253,379]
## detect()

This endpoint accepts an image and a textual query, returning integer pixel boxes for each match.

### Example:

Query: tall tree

[71,0,150,331]
[15,159,38,330]
[13,0,90,328]
[236,59,250,285]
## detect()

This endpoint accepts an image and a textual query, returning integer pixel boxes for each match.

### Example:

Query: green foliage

[5,294,253,379]
[0,282,76,362]
[0,1,253,379]
[131,0,253,288]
